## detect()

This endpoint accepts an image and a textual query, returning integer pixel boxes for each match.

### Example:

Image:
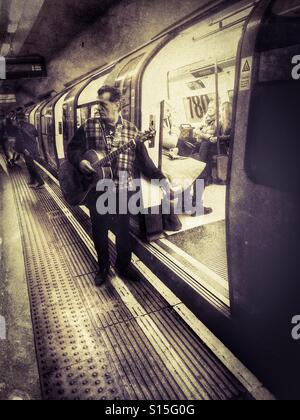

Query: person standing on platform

[13,109,45,189]
[0,109,10,163]
[67,85,171,287]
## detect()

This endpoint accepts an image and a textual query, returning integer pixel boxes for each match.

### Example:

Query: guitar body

[59,150,113,206]
[59,129,155,207]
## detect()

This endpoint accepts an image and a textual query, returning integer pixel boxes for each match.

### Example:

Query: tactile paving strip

[9,165,250,400]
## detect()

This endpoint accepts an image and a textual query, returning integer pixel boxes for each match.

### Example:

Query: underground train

[23,0,300,399]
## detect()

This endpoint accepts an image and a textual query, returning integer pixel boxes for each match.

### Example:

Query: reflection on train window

[273,0,300,17]
[76,104,99,126]
[141,1,254,301]
[75,71,110,128]
[91,104,100,118]
[42,110,57,168]
[115,54,144,121]
[76,108,82,129]
[80,106,90,125]
[55,92,69,163]
[246,44,300,192]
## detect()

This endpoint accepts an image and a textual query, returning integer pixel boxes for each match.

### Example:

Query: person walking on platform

[67,85,168,287]
[13,109,45,189]
[0,109,11,164]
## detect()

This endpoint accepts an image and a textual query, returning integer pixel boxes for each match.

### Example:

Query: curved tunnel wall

[17,0,213,105]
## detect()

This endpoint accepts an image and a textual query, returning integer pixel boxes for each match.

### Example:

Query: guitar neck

[91,129,155,170]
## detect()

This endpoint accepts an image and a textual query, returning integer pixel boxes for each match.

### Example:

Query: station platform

[0,158,273,400]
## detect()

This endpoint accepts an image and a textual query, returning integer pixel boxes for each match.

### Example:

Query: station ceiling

[0,0,118,60]
[0,0,120,101]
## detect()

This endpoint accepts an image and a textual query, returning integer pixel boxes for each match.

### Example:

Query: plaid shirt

[67,116,165,194]
[83,116,139,188]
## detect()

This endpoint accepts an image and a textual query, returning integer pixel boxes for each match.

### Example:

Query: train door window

[76,71,110,126]
[43,109,57,168]
[46,113,57,167]
[79,106,90,124]
[272,0,300,17]
[245,0,300,193]
[115,54,144,122]
[62,79,87,149]
[55,92,68,162]
[76,108,82,129]
[141,0,255,306]
[29,103,40,125]
[35,110,41,133]
[91,104,100,118]
[62,103,73,152]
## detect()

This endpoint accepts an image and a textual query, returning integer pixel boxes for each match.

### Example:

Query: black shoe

[205,177,213,187]
[162,214,182,232]
[191,206,213,217]
[116,266,140,283]
[94,268,110,287]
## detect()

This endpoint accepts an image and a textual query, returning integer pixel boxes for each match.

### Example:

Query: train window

[90,104,100,118]
[44,113,57,168]
[55,91,69,162]
[79,106,90,124]
[76,108,82,128]
[257,1,300,52]
[77,73,109,107]
[141,1,255,301]
[245,5,300,192]
[115,54,144,121]
[29,104,40,126]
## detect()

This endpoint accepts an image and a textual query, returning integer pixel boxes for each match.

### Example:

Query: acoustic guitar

[59,130,155,206]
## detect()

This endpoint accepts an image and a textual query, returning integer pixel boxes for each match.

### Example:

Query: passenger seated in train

[67,85,177,287]
[11,109,45,189]
[161,110,212,218]
[194,100,218,186]
[0,111,22,166]
[218,101,232,155]
[191,100,232,186]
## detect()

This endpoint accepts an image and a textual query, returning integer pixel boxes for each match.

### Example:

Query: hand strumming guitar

[79,159,96,175]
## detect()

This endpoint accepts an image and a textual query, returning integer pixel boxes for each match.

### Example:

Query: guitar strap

[99,119,110,155]
[99,118,120,171]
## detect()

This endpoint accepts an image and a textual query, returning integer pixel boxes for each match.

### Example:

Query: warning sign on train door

[240,57,253,91]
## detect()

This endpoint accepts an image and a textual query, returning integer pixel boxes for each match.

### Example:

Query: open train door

[228,0,300,398]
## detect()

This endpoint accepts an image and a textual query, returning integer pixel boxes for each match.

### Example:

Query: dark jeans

[198,140,217,184]
[24,154,43,184]
[189,140,217,205]
[88,190,133,272]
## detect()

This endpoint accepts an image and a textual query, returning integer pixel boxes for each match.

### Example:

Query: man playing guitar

[67,85,167,286]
